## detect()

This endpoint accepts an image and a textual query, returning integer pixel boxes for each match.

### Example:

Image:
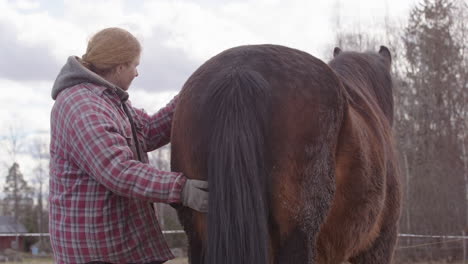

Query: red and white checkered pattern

[49,83,185,264]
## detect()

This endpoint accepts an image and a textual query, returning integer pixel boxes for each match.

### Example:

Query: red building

[0,216,27,251]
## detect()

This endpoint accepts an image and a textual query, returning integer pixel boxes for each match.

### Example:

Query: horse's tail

[202,68,271,264]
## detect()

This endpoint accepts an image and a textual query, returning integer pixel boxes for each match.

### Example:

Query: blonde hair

[81,27,141,76]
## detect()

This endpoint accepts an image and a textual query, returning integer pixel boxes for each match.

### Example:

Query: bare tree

[0,124,26,222]
[400,0,467,260]
[30,138,50,246]
[1,125,25,167]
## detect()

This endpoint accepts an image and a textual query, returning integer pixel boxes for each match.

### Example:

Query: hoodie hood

[51,56,128,101]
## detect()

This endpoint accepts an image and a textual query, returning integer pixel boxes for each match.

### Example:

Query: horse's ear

[333,47,342,58]
[378,46,392,67]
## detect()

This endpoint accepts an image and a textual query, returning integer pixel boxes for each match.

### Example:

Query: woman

[49,27,207,264]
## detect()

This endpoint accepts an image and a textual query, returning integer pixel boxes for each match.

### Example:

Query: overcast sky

[0,0,416,190]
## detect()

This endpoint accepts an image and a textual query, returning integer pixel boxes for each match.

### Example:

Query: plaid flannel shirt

[49,83,186,264]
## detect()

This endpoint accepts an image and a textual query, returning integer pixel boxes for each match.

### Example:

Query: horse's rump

[171,44,344,263]
[171,44,401,264]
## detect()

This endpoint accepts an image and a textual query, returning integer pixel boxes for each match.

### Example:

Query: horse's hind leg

[348,222,398,264]
[275,227,309,263]
[274,187,335,264]
[273,142,337,264]
[349,167,401,264]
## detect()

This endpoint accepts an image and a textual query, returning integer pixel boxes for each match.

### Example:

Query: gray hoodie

[51,56,128,101]
[51,56,144,160]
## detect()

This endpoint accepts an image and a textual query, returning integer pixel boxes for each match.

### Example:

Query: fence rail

[399,233,468,239]
[0,230,186,237]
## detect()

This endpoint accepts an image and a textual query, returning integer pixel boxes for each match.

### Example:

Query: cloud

[13,0,40,10]
[128,0,335,93]
[0,22,61,81]
[0,0,207,92]
[129,89,179,113]
[140,0,268,61]
[137,0,337,62]
[132,29,201,93]
[0,78,53,136]
[0,0,87,81]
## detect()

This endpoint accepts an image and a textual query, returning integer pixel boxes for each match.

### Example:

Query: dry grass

[5,257,54,264]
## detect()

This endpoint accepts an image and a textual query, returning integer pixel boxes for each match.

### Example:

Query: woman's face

[116,55,140,91]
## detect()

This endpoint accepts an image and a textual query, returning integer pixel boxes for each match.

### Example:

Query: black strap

[122,103,143,161]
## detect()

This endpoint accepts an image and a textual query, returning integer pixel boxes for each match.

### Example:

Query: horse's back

[172,44,345,179]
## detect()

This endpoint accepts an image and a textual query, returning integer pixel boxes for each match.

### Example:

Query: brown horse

[170,44,401,264]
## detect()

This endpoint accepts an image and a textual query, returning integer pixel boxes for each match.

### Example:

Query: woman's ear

[116,64,123,74]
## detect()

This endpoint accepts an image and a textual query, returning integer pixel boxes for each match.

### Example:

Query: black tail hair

[201,68,271,264]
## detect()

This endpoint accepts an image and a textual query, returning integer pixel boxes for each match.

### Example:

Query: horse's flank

[317,49,401,263]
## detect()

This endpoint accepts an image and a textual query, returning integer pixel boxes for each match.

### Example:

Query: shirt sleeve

[63,93,186,203]
[133,94,179,152]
